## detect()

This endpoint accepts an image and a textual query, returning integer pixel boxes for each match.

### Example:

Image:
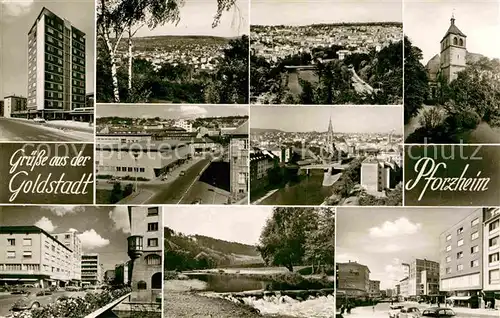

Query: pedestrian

[347,304,351,314]
[340,305,345,314]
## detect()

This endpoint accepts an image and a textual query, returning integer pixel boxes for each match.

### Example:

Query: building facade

[53,230,82,283]
[440,209,483,307]
[483,208,500,309]
[127,206,162,303]
[3,96,28,118]
[250,151,276,191]
[228,121,249,202]
[95,142,193,180]
[360,159,397,193]
[27,7,91,121]
[0,226,78,287]
[369,280,381,299]
[337,261,370,298]
[81,253,102,285]
[408,259,440,298]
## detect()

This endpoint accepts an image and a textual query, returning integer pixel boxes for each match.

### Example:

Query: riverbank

[165,289,295,318]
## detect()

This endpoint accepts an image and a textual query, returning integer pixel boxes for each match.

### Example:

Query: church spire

[451,10,455,25]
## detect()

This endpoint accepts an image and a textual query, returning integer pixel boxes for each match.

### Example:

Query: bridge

[84,293,161,318]
[298,162,350,186]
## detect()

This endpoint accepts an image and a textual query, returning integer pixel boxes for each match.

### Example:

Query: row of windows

[0,264,41,272]
[6,251,33,258]
[489,252,499,263]
[73,41,85,52]
[72,102,87,109]
[148,222,159,232]
[445,260,479,273]
[72,47,85,58]
[7,238,32,246]
[490,219,499,232]
[46,24,64,40]
[72,31,85,44]
[72,55,85,67]
[73,79,85,88]
[116,166,146,173]
[445,231,479,250]
[46,43,63,57]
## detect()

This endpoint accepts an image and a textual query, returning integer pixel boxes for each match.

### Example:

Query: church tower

[325,115,336,156]
[440,14,467,83]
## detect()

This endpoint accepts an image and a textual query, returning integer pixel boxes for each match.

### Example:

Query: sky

[0,0,95,98]
[336,207,479,290]
[251,0,402,26]
[164,206,273,245]
[97,104,249,119]
[250,106,403,133]
[0,205,132,271]
[404,0,500,63]
[134,0,249,37]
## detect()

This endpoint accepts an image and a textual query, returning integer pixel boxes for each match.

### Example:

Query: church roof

[441,18,466,42]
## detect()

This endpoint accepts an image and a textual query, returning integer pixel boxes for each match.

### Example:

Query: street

[0,290,85,316]
[345,302,498,318]
[0,118,92,141]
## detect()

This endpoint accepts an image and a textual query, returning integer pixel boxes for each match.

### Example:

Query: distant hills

[165,227,263,270]
[250,128,284,133]
[251,22,403,28]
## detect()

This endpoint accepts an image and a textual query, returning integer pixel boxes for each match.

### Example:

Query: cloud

[369,217,422,238]
[108,207,130,233]
[68,228,78,233]
[34,217,57,233]
[1,0,34,17]
[179,105,208,116]
[78,229,110,250]
[41,206,85,216]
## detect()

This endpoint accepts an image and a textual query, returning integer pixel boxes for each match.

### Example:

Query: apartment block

[482,208,500,309]
[81,253,102,285]
[26,7,92,121]
[53,230,82,282]
[369,280,381,299]
[337,261,370,298]
[3,95,27,118]
[440,208,483,307]
[127,206,162,303]
[0,226,78,287]
[408,258,440,297]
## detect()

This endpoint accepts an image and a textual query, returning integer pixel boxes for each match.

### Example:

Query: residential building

[360,158,398,193]
[369,280,381,299]
[115,261,131,286]
[95,141,193,180]
[81,253,101,285]
[337,261,370,298]
[264,147,293,164]
[395,284,401,296]
[440,209,483,308]
[96,132,153,144]
[127,206,162,303]
[53,230,82,283]
[3,95,27,118]
[27,7,92,121]
[173,119,192,132]
[0,226,76,287]
[482,207,500,309]
[228,121,249,202]
[400,277,410,299]
[408,258,440,298]
[250,151,276,191]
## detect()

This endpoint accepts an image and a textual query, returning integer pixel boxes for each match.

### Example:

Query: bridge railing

[84,293,131,318]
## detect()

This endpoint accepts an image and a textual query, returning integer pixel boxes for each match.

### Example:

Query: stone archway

[151,272,162,289]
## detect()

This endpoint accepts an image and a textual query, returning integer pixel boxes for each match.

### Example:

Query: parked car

[32,117,46,123]
[161,175,168,181]
[10,289,27,295]
[389,305,406,318]
[191,199,202,204]
[390,305,405,310]
[35,290,53,296]
[421,308,456,317]
[179,171,186,176]
[11,292,61,311]
[65,286,79,292]
[398,307,421,318]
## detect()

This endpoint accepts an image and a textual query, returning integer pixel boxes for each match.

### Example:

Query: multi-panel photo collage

[0,0,499,317]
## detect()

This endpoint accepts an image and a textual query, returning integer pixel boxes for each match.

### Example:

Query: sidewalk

[12,118,93,141]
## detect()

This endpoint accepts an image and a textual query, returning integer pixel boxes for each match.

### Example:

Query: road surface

[347,302,498,318]
[0,118,91,142]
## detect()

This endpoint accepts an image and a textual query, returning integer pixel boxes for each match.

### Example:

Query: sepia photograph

[96,0,249,104]
[164,206,335,318]
[404,0,500,144]
[0,0,94,142]
[335,207,500,317]
[0,205,163,317]
[250,0,403,105]
[95,104,248,205]
[250,106,403,206]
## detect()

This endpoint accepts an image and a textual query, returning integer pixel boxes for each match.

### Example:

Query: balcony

[127,235,143,259]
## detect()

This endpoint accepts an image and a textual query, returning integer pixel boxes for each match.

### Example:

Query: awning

[447,296,471,301]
